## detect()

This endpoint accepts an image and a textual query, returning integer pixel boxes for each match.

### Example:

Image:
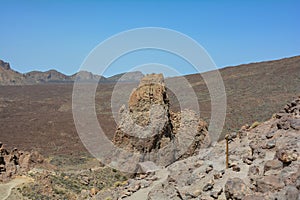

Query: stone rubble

[95,96,300,200]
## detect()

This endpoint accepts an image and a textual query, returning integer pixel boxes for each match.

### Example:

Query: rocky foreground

[95,96,300,200]
[0,73,299,199]
[0,143,46,183]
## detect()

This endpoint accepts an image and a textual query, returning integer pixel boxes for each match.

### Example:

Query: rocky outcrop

[0,142,45,182]
[113,74,210,167]
[100,96,300,200]
[0,60,25,85]
[0,60,11,70]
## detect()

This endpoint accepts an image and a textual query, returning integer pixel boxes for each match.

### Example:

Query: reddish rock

[113,74,210,167]
[264,160,283,173]
[256,175,285,193]
[0,144,46,182]
[275,148,297,164]
[225,178,250,199]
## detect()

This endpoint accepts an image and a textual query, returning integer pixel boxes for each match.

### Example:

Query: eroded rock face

[0,60,10,70]
[113,74,210,167]
[225,177,250,199]
[128,73,169,127]
[100,97,300,200]
[0,143,45,182]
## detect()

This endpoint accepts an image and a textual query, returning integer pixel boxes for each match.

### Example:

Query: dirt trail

[0,176,33,200]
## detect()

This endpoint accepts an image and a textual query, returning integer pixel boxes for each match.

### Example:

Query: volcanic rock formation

[0,59,25,85]
[113,74,210,167]
[0,143,45,182]
[96,96,300,200]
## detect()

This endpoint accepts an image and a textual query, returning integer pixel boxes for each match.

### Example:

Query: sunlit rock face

[113,73,210,167]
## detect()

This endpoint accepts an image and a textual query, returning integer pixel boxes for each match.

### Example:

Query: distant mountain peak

[0,59,11,70]
[0,59,145,85]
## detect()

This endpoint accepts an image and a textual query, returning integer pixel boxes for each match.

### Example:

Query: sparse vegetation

[250,121,261,129]
[18,166,128,199]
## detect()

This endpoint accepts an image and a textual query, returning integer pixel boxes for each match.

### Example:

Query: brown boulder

[225,177,250,199]
[285,186,299,200]
[264,160,283,173]
[275,148,298,164]
[256,175,285,193]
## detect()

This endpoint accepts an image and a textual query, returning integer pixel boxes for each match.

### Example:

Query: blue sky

[0,0,299,77]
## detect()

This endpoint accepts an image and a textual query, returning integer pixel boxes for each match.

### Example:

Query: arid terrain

[0,55,300,199]
[0,56,299,158]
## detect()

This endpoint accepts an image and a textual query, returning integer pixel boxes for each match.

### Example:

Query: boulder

[285,186,299,200]
[147,183,182,200]
[275,148,297,164]
[225,178,250,199]
[256,175,285,193]
[264,160,283,173]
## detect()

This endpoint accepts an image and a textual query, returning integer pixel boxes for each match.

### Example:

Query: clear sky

[0,0,299,77]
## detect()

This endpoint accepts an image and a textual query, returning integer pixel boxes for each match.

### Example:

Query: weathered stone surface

[0,60,10,70]
[265,139,276,149]
[97,97,300,200]
[128,74,168,127]
[243,194,264,200]
[147,183,181,200]
[0,144,45,182]
[225,178,250,199]
[137,161,161,173]
[290,119,300,130]
[285,186,299,200]
[203,181,214,191]
[256,175,285,193]
[275,148,298,164]
[113,74,210,168]
[264,160,283,173]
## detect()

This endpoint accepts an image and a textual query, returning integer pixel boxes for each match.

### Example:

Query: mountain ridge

[0,60,144,85]
[1,55,300,85]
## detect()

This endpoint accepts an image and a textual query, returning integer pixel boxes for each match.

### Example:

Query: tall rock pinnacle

[113,73,211,167]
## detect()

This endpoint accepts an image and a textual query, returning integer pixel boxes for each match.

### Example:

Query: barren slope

[0,56,299,157]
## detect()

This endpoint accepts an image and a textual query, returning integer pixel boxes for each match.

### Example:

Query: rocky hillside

[24,70,71,84]
[0,60,25,85]
[180,55,300,138]
[95,96,300,200]
[0,59,142,85]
